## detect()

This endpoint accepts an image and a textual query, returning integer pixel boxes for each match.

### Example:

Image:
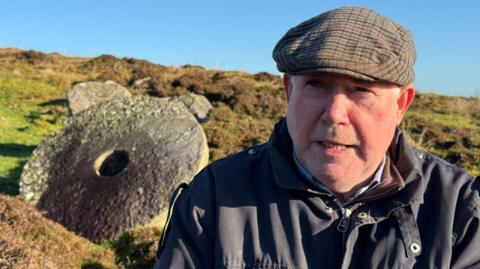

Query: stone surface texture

[20,96,209,242]
[177,93,213,123]
[67,80,131,115]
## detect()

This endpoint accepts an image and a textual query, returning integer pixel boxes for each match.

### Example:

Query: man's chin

[311,166,352,183]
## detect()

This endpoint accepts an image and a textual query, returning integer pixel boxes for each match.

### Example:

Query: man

[155,7,479,268]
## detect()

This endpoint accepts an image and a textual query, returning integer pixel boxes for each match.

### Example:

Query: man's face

[285,73,414,192]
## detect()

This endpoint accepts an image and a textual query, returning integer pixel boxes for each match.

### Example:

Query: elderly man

[155,7,479,268]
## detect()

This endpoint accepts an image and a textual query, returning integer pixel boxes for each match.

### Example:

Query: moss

[109,227,161,269]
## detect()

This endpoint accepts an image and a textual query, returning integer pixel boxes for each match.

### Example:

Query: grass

[0,71,68,195]
[402,92,480,175]
[423,112,477,130]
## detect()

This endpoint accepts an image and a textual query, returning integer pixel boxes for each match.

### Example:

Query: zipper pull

[344,208,352,217]
[337,216,350,233]
[336,207,351,232]
[336,203,363,233]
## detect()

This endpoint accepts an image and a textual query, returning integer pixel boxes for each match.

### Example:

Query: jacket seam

[216,261,290,269]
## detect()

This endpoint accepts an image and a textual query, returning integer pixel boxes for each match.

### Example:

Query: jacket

[155,119,479,268]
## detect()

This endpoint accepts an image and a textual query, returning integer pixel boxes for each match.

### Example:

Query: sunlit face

[285,73,414,193]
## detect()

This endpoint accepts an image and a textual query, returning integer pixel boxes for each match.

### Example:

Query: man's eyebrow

[350,77,376,86]
[351,78,398,89]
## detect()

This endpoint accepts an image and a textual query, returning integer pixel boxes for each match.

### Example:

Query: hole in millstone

[94,149,129,177]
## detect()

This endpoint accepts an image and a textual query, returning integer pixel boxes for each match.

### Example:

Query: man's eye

[355,87,371,93]
[305,80,319,87]
[306,80,325,88]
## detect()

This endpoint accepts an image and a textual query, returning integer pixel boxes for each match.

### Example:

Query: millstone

[67,80,131,115]
[19,96,209,242]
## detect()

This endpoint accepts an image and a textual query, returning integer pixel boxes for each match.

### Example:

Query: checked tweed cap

[272,7,416,85]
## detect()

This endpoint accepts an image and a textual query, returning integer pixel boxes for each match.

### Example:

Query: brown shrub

[203,103,276,161]
[135,77,176,97]
[80,54,122,71]
[470,95,480,120]
[125,57,167,84]
[170,69,210,95]
[80,55,132,85]
[253,71,281,84]
[15,50,56,65]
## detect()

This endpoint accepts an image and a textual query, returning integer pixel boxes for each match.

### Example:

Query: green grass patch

[0,71,67,194]
[406,110,479,131]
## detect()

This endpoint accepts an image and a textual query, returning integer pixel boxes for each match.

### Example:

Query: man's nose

[320,93,349,125]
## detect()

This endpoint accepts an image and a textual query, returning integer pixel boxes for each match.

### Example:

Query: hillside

[0,194,117,268]
[0,48,478,267]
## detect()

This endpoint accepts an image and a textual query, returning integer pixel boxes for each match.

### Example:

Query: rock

[19,96,209,242]
[177,93,213,123]
[132,77,152,89]
[67,80,131,115]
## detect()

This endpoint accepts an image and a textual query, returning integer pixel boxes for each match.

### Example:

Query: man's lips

[318,140,356,150]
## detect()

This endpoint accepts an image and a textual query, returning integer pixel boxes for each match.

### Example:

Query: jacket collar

[267,118,424,205]
[382,128,424,206]
[268,119,327,194]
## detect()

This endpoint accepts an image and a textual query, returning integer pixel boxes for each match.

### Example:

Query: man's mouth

[319,141,354,150]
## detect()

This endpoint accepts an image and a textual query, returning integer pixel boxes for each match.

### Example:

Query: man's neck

[293,152,385,204]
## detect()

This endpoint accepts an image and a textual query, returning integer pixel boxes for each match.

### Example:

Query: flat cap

[272,7,416,85]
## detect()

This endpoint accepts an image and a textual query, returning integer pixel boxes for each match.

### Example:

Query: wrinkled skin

[284,73,415,199]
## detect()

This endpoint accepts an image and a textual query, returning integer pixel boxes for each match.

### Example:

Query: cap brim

[285,67,377,82]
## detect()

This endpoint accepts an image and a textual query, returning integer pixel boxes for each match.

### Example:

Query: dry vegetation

[0,194,117,269]
[0,48,478,268]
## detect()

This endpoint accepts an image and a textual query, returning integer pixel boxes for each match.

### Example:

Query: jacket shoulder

[414,147,474,181]
[210,143,268,167]
[415,147,479,215]
[207,143,269,178]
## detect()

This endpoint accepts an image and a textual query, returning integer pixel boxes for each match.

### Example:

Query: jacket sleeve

[154,168,216,269]
[450,178,480,269]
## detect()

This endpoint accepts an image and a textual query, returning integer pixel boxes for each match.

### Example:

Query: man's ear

[283,74,292,101]
[396,84,415,125]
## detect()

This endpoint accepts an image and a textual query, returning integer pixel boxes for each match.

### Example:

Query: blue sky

[1,1,479,97]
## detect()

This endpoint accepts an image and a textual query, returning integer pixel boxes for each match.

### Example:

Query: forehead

[293,73,400,89]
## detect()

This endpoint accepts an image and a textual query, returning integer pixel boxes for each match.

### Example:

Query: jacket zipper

[334,200,364,245]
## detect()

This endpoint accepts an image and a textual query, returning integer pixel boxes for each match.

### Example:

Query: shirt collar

[293,151,386,202]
